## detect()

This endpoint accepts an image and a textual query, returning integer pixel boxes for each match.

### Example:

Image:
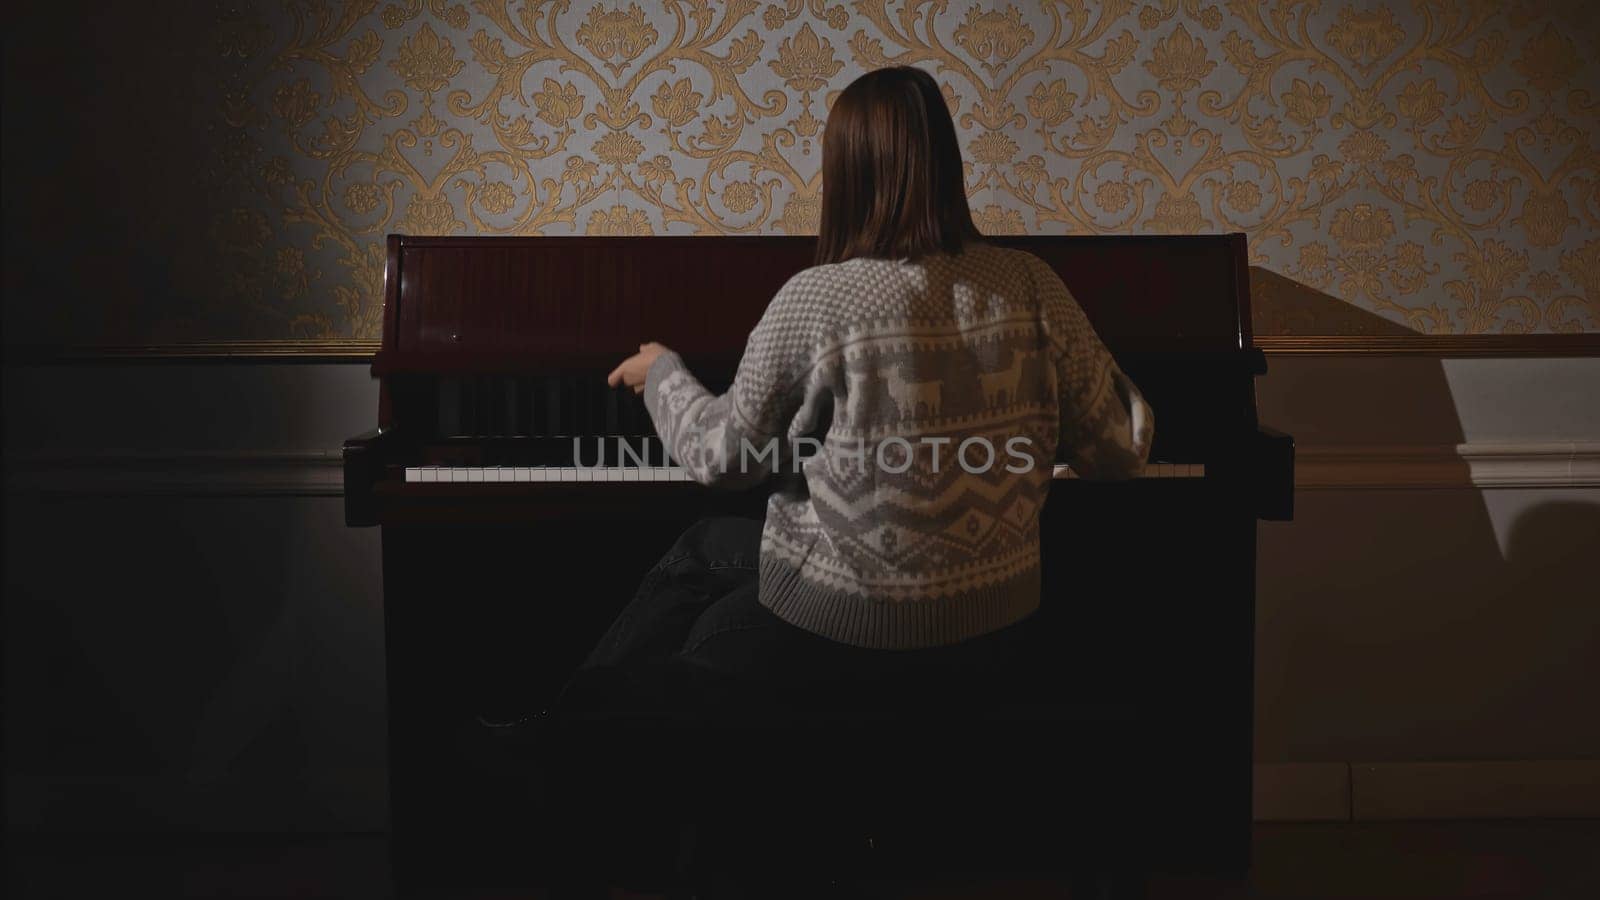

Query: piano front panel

[378,470,1255,876]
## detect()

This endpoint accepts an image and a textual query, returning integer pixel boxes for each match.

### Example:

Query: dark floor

[6,822,1600,899]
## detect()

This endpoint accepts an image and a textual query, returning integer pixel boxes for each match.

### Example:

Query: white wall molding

[1295,441,1600,490]
[7,441,1598,495]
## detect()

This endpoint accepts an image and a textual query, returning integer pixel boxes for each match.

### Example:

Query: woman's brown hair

[815,66,981,265]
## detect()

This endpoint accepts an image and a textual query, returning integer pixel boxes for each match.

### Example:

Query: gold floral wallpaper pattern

[81,1,1600,337]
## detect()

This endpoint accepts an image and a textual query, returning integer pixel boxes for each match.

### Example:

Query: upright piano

[345,233,1293,889]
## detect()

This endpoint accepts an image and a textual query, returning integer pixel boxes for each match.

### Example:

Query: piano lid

[372,233,1253,375]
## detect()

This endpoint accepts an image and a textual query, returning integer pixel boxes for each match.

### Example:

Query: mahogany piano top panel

[375,233,1252,374]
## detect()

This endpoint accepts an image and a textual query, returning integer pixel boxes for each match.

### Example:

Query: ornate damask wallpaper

[6,0,1600,342]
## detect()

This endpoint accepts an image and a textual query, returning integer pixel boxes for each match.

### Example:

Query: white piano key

[414,461,1207,484]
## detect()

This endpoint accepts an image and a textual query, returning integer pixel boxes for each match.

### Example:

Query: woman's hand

[606,342,669,394]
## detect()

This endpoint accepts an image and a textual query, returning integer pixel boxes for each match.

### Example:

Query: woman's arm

[1030,255,1154,480]
[607,275,820,488]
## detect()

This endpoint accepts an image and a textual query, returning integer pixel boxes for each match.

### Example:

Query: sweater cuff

[642,349,688,423]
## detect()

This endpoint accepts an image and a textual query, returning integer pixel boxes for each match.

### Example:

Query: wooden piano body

[345,234,1293,888]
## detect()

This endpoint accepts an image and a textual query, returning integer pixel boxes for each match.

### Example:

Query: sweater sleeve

[642,274,819,489]
[1029,254,1154,480]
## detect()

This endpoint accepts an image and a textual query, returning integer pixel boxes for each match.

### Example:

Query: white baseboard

[1253,760,1600,822]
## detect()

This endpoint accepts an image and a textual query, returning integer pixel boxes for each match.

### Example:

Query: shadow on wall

[1249,266,1421,338]
[1483,500,1600,743]
[1251,279,1600,761]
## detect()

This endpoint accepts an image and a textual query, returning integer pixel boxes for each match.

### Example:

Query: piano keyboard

[403,463,1205,483]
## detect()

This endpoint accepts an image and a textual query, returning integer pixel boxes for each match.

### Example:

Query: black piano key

[489,377,505,436]
[629,391,651,436]
[477,377,495,437]
[459,377,477,437]
[545,378,562,436]
[479,377,492,437]
[489,376,508,435]
[649,435,666,467]
[604,385,619,436]
[561,378,575,437]
[438,377,460,436]
[616,390,634,436]
[565,377,581,437]
[531,379,544,436]
[584,378,600,437]
[612,434,635,467]
[520,377,536,437]
[567,377,581,437]
[617,390,634,436]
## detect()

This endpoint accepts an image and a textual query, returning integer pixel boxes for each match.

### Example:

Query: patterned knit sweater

[643,242,1153,650]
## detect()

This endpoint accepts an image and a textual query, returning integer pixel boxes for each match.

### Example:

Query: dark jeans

[544,516,1048,887]
[556,515,1039,717]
